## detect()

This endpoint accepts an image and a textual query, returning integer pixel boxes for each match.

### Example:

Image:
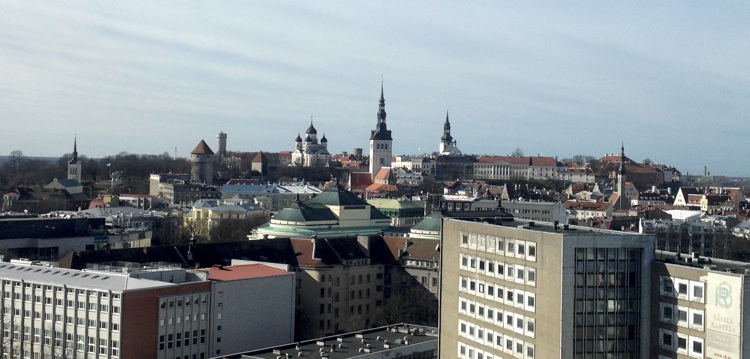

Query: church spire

[370,82,392,141]
[619,142,626,176]
[441,110,453,142]
[69,137,79,165]
[377,81,386,123]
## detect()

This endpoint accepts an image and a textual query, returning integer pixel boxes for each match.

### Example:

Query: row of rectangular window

[460,256,537,286]
[459,297,536,337]
[459,278,536,312]
[461,233,537,262]
[1,282,120,297]
[458,339,535,359]
[2,329,120,357]
[160,295,209,309]
[159,313,207,326]
[4,311,121,331]
[659,276,705,303]
[159,329,207,350]
[3,292,121,308]
[658,329,703,358]
[659,303,704,330]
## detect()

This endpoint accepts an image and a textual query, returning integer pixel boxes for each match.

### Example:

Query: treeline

[0,151,191,193]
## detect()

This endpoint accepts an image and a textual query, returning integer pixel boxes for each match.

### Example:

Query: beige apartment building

[652,252,750,359]
[439,218,655,358]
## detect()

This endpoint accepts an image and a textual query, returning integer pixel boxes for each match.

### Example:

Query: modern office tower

[439,218,654,358]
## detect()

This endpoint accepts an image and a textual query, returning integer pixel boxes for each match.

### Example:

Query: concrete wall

[210,273,296,356]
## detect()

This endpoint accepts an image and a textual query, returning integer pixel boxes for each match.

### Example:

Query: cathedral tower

[616,143,630,210]
[67,137,82,182]
[439,110,461,155]
[369,83,392,179]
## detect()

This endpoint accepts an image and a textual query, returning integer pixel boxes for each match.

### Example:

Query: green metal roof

[273,203,338,222]
[306,186,369,206]
[411,213,443,232]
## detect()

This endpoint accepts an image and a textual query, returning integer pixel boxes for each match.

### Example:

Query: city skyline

[1,2,749,176]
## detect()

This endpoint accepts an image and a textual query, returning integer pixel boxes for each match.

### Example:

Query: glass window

[677,307,688,323]
[692,310,704,326]
[677,334,687,350]
[678,282,688,295]
[691,337,703,355]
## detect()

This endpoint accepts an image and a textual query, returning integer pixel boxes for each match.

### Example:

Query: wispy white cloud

[0,1,749,175]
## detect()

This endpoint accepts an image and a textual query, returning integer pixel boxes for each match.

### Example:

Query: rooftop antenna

[174,146,177,159]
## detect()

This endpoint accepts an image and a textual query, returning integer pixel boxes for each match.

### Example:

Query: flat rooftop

[656,250,750,275]
[222,323,437,359]
[451,217,639,237]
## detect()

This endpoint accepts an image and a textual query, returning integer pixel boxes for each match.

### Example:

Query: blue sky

[1,1,749,176]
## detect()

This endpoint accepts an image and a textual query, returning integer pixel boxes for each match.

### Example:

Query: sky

[1,1,749,176]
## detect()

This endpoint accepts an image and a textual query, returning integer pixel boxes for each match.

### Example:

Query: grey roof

[370,122,392,141]
[55,178,82,188]
[229,323,437,359]
[0,262,175,292]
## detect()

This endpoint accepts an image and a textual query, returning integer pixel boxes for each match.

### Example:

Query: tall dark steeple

[439,110,461,155]
[616,142,630,210]
[370,82,392,141]
[69,137,79,165]
[67,137,82,182]
[377,83,386,123]
[369,82,393,179]
[619,142,626,176]
[441,110,453,142]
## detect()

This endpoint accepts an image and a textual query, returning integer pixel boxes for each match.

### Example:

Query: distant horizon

[2,2,749,177]
[0,151,743,179]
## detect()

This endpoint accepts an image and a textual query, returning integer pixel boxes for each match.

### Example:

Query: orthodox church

[291,119,331,167]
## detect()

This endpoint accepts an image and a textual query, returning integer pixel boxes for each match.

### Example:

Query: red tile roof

[349,172,373,191]
[205,263,288,281]
[374,167,392,181]
[191,140,214,155]
[365,183,399,192]
[290,238,321,267]
[382,236,408,260]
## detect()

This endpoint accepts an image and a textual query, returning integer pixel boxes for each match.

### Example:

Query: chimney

[357,235,371,254]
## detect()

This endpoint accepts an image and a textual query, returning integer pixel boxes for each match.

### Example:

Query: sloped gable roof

[403,238,440,260]
[349,172,373,191]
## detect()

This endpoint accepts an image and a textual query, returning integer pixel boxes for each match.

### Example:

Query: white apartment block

[0,261,294,359]
[440,218,655,358]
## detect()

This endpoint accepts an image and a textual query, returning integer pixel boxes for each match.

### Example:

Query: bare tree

[511,148,524,157]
